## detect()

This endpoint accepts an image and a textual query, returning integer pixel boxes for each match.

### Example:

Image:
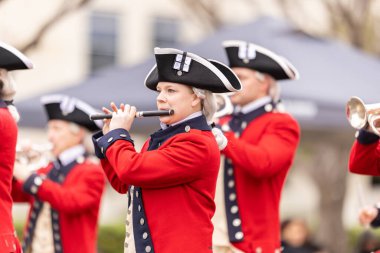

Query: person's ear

[191,93,202,107]
[76,127,87,143]
[259,75,271,93]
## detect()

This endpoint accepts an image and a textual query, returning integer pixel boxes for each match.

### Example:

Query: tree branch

[20,0,93,53]
[178,0,223,31]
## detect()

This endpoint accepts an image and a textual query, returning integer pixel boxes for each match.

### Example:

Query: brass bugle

[346,96,380,136]
[214,93,234,118]
[16,142,53,164]
[90,109,174,120]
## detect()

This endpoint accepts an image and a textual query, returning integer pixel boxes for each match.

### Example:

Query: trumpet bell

[346,96,380,136]
[214,94,234,118]
[346,96,367,129]
[369,114,380,136]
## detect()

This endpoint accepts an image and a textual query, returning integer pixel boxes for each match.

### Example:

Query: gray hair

[192,87,217,124]
[68,123,95,154]
[256,71,280,103]
[0,69,20,122]
[0,69,16,101]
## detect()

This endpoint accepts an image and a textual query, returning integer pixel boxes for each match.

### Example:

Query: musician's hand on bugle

[212,127,228,151]
[13,162,34,182]
[358,205,378,227]
[105,102,136,133]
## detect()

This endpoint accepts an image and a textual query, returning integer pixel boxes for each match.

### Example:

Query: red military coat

[94,116,220,253]
[0,103,21,253]
[219,110,300,253]
[12,158,105,253]
[349,130,380,175]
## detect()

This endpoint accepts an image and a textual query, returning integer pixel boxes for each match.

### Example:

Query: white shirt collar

[160,111,203,130]
[235,96,272,114]
[58,145,85,166]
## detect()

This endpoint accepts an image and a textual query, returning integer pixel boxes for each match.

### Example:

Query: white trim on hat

[0,41,34,69]
[222,40,299,80]
[208,59,242,91]
[40,94,103,129]
[154,47,241,92]
[144,64,157,89]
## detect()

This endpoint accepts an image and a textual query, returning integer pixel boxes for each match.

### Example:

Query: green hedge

[14,223,125,253]
[97,224,125,253]
[14,223,380,253]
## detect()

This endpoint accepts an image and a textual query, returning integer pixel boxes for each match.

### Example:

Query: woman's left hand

[358,205,378,227]
[108,102,136,132]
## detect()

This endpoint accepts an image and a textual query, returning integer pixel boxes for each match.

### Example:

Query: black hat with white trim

[223,40,299,81]
[41,94,102,132]
[145,47,242,93]
[0,41,34,71]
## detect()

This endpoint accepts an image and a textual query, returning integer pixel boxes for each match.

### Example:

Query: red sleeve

[349,140,380,175]
[98,139,152,194]
[105,132,214,188]
[35,164,105,214]
[11,178,33,203]
[100,159,129,194]
[222,115,300,178]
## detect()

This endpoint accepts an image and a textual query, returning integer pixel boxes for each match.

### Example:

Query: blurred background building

[2,0,380,252]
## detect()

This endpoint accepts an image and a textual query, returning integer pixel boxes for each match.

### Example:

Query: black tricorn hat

[223,40,299,81]
[145,47,242,93]
[41,94,102,132]
[0,41,34,71]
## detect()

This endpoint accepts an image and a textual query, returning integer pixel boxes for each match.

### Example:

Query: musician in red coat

[92,47,242,253]
[349,129,380,230]
[212,41,300,253]
[0,41,33,253]
[12,94,105,253]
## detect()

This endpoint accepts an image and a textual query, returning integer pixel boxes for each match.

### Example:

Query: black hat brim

[144,48,242,93]
[223,40,299,81]
[41,95,102,132]
[0,42,33,71]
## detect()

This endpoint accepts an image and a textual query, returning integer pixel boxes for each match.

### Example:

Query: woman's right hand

[102,102,136,134]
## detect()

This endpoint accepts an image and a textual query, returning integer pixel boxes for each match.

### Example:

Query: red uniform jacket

[95,116,220,253]
[349,131,380,176]
[12,159,105,253]
[0,105,21,253]
[221,111,300,253]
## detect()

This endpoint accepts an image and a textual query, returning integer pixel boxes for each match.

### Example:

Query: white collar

[160,111,203,130]
[235,96,272,114]
[58,145,85,166]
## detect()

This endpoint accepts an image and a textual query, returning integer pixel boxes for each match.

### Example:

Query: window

[153,17,179,48]
[89,12,119,73]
